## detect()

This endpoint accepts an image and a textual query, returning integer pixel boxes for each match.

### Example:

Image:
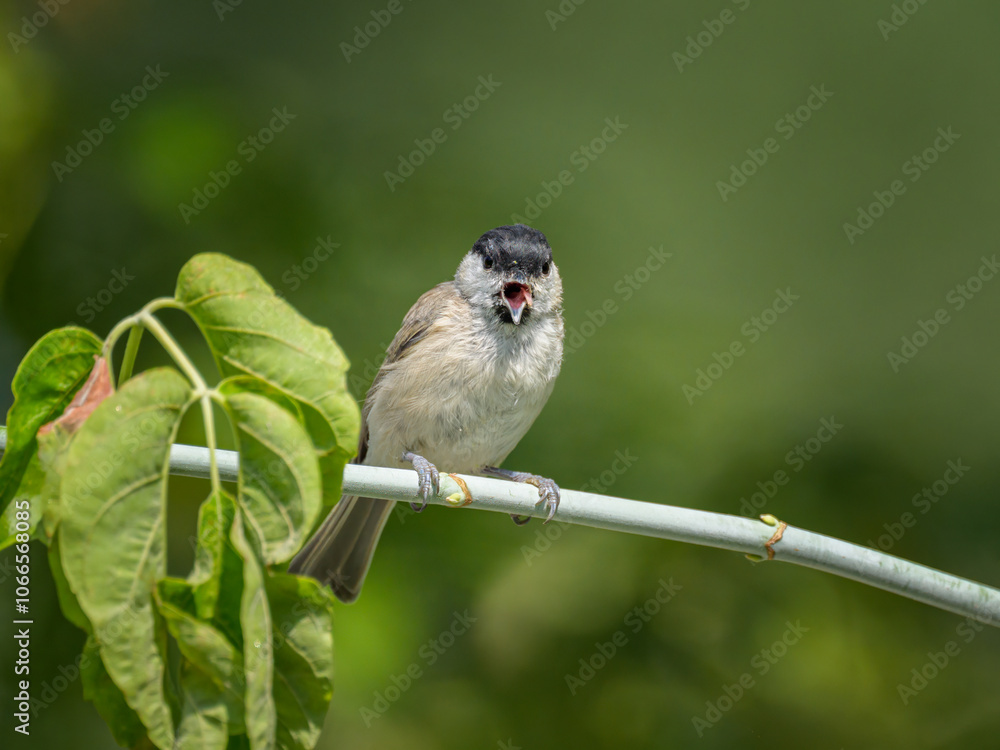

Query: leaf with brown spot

[38,355,113,437]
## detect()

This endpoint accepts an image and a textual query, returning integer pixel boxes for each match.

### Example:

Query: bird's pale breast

[363,300,562,474]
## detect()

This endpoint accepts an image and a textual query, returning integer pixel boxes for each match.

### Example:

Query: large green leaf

[224,390,322,564]
[229,511,336,750]
[171,484,334,750]
[217,376,306,425]
[80,636,149,749]
[230,513,276,750]
[188,490,244,647]
[52,533,155,747]
[157,583,245,747]
[48,532,91,633]
[36,416,76,542]
[175,253,359,507]
[59,367,191,750]
[157,585,245,702]
[266,575,335,750]
[155,488,247,748]
[0,327,102,518]
[174,665,232,750]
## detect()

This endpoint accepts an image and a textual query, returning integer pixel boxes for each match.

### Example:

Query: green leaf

[0,327,102,518]
[156,583,245,744]
[228,512,335,750]
[59,367,191,750]
[165,487,334,750]
[230,513,276,750]
[80,635,150,749]
[157,583,245,699]
[175,253,359,507]
[265,574,335,750]
[48,532,92,633]
[0,451,43,551]
[218,376,306,425]
[155,489,248,748]
[224,390,322,564]
[37,418,76,542]
[174,665,232,750]
[188,490,244,646]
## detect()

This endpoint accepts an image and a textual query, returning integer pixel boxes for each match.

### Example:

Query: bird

[288,224,565,602]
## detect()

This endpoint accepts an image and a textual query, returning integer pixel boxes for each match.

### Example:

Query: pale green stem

[143,297,186,315]
[101,314,140,378]
[100,299,188,384]
[200,393,221,494]
[138,310,220,491]
[138,311,206,391]
[117,324,144,386]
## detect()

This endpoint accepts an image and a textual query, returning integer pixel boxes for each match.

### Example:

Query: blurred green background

[2,0,999,748]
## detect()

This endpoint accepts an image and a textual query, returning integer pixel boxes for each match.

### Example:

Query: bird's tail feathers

[287,495,395,603]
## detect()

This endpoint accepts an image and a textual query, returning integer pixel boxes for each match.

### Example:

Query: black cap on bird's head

[469,224,555,325]
[471,224,553,278]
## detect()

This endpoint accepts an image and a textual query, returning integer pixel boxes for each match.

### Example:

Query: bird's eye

[483,256,494,270]
[541,262,550,275]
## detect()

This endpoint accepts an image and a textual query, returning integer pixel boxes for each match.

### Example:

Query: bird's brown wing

[354,280,459,463]
[290,281,461,600]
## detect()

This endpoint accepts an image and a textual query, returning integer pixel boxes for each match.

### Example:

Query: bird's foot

[403,451,440,512]
[481,466,560,525]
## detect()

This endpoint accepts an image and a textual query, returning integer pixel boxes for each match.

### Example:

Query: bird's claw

[534,476,561,523]
[403,451,439,512]
[510,475,561,525]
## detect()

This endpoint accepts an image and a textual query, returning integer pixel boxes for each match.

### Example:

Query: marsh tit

[288,224,565,602]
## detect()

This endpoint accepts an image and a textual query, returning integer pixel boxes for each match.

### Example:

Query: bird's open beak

[502,282,532,325]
